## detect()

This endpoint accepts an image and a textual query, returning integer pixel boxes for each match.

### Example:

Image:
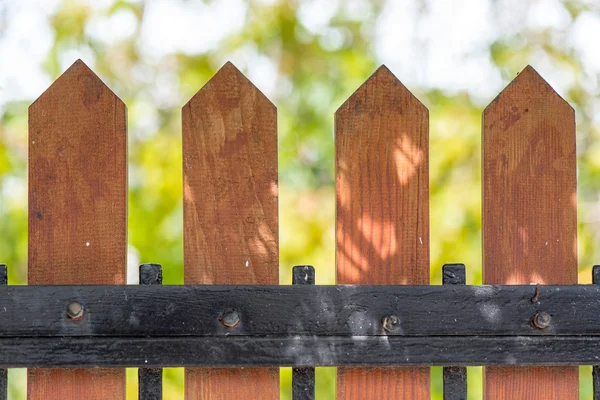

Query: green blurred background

[1,0,600,398]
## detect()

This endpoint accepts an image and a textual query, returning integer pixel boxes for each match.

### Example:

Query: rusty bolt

[532,311,551,329]
[220,310,240,328]
[382,315,401,333]
[67,302,84,320]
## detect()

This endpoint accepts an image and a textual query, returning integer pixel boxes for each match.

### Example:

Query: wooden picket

[13,60,587,399]
[28,60,127,399]
[182,62,279,399]
[482,66,578,399]
[335,66,430,399]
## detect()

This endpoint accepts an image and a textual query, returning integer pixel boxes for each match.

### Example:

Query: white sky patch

[528,48,576,96]
[0,176,26,208]
[127,245,141,284]
[526,0,572,30]
[253,0,279,6]
[86,9,139,45]
[139,0,247,59]
[298,0,341,34]
[569,12,600,75]
[374,0,417,78]
[81,0,117,12]
[225,44,284,100]
[375,0,503,100]
[58,46,97,72]
[129,100,161,141]
[0,2,56,103]
[226,44,258,72]
[247,55,279,99]
[341,0,374,22]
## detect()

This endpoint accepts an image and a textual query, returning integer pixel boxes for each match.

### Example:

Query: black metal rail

[442,264,467,400]
[292,265,315,400]
[0,264,6,400]
[4,284,600,338]
[138,264,163,400]
[3,263,600,399]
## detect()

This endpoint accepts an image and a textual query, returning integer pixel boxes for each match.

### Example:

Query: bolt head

[382,315,401,333]
[220,310,240,328]
[533,311,551,329]
[67,302,84,320]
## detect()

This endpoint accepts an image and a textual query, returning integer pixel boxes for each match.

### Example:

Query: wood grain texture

[335,66,429,400]
[182,62,278,399]
[28,60,126,399]
[483,65,578,399]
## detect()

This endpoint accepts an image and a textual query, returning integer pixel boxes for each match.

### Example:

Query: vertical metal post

[138,264,163,400]
[0,265,6,400]
[593,265,600,400]
[443,264,467,400]
[292,265,315,400]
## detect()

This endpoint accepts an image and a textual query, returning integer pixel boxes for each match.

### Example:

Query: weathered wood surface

[28,60,127,399]
[336,65,429,399]
[483,65,578,399]
[183,62,279,399]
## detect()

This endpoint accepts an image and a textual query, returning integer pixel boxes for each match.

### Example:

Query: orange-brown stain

[483,65,578,399]
[28,60,127,399]
[336,66,430,399]
[182,62,279,399]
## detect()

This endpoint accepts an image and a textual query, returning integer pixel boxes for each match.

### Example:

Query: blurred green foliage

[2,0,600,398]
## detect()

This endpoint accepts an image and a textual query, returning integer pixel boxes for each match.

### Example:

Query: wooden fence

[6,59,583,399]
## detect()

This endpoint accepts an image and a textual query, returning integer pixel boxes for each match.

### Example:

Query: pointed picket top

[482,71,578,398]
[182,60,278,285]
[182,64,279,398]
[184,61,275,112]
[335,65,430,397]
[336,64,429,286]
[484,65,574,119]
[28,57,127,285]
[28,63,127,396]
[30,59,125,112]
[336,65,426,118]
[482,62,577,285]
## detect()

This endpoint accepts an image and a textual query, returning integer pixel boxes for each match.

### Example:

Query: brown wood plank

[483,65,578,399]
[335,66,429,400]
[182,62,279,400]
[28,60,127,399]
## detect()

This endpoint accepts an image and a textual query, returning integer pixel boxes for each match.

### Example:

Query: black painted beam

[1,268,600,369]
[292,265,315,400]
[442,264,467,400]
[138,264,162,400]
[0,265,5,400]
[1,283,600,337]
[593,265,600,400]
[0,335,600,368]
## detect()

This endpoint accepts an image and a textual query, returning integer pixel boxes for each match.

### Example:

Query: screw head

[382,315,401,333]
[533,311,551,329]
[220,310,240,328]
[67,302,84,320]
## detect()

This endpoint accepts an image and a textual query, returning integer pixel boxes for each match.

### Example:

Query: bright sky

[1,0,600,106]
